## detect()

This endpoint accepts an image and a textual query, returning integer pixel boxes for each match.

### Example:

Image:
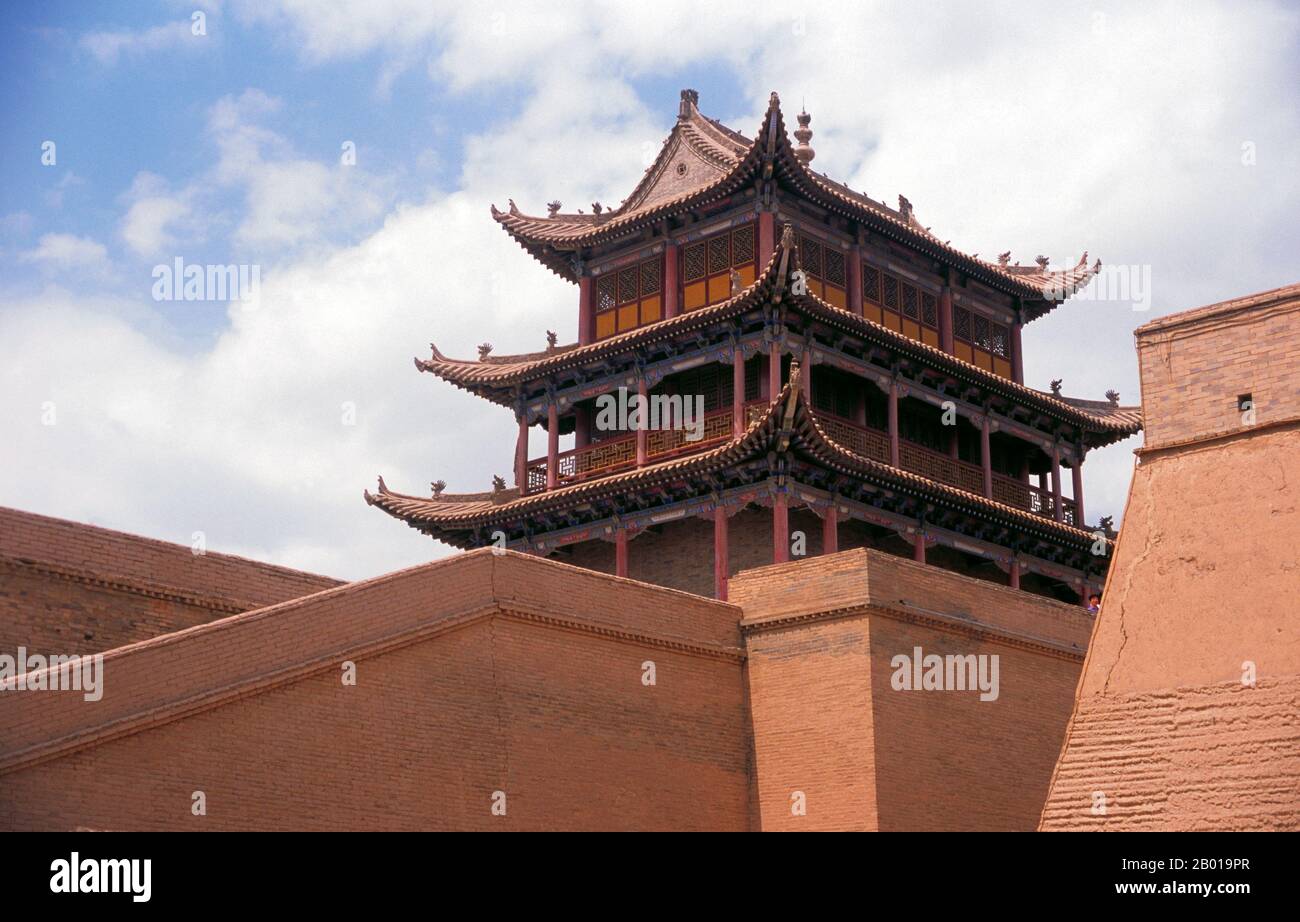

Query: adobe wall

[1041,284,1300,831]
[0,506,340,656]
[732,549,1091,831]
[1135,282,1300,448]
[0,551,752,831]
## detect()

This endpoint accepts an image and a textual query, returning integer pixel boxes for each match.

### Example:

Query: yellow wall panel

[684,281,706,311]
[736,264,756,288]
[903,319,921,342]
[706,273,729,305]
[825,285,847,309]
[994,357,1012,379]
[922,327,940,348]
[618,304,638,331]
[596,312,616,340]
[640,295,661,324]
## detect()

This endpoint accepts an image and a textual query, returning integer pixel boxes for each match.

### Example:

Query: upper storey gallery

[491,89,1101,384]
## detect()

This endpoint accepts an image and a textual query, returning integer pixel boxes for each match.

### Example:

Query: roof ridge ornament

[678,88,699,120]
[1050,378,1063,396]
[793,108,815,164]
[998,251,1012,267]
[477,342,493,361]
[546,200,561,217]
[898,194,913,222]
[1036,254,1050,272]
[1106,389,1121,407]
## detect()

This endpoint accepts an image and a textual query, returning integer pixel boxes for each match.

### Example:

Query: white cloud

[80,20,202,65]
[4,0,1298,582]
[120,173,193,257]
[19,233,111,275]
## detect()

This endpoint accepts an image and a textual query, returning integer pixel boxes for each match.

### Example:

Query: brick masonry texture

[1041,288,1300,831]
[0,551,752,831]
[0,506,341,656]
[1135,282,1300,449]
[732,549,1093,831]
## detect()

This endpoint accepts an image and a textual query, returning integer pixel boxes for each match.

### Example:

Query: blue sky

[1,1,1297,579]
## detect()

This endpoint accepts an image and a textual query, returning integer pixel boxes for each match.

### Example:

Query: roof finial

[679,88,699,120]
[794,108,815,164]
[997,251,1012,267]
[898,194,913,221]
[477,342,493,361]
[547,200,561,217]
[1035,254,1050,272]
[1050,378,1063,396]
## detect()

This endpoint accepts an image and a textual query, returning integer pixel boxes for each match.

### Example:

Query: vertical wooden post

[888,379,900,467]
[662,244,679,319]
[939,285,955,354]
[913,532,926,563]
[1072,449,1086,527]
[546,402,559,491]
[1010,321,1024,383]
[1009,560,1021,589]
[732,347,745,438]
[758,211,775,267]
[574,405,590,450]
[822,503,838,555]
[514,414,529,494]
[768,342,782,398]
[801,356,812,402]
[1051,442,1063,522]
[981,414,993,499]
[578,275,594,345]
[615,528,629,578]
[713,506,729,601]
[635,377,648,467]
[772,492,789,563]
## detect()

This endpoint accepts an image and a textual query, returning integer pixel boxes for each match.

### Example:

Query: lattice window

[883,275,900,310]
[974,315,991,351]
[618,266,639,304]
[732,224,755,264]
[921,291,938,327]
[800,236,823,276]
[681,223,758,312]
[595,255,665,340]
[708,235,730,274]
[990,322,1009,358]
[824,249,846,287]
[863,264,882,303]
[954,305,972,342]
[683,242,707,283]
[597,275,616,313]
[902,283,919,320]
[640,259,661,296]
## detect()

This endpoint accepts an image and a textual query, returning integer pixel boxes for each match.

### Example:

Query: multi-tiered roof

[368,90,1141,602]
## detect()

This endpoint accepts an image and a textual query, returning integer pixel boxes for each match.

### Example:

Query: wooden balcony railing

[817,411,1080,526]
[525,402,1080,527]
[526,402,767,493]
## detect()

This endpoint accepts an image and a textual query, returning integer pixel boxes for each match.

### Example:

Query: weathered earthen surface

[1042,285,1300,831]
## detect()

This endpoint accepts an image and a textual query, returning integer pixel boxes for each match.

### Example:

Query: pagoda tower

[366,90,1141,603]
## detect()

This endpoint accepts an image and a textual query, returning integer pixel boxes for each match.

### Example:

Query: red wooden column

[713,507,729,601]
[635,377,648,467]
[913,531,926,563]
[1010,321,1024,383]
[578,276,595,345]
[757,211,775,267]
[615,528,629,578]
[1009,560,1021,589]
[1051,442,1063,522]
[768,342,782,397]
[822,503,838,555]
[514,415,529,494]
[574,405,590,449]
[939,285,955,354]
[947,426,959,459]
[800,355,812,401]
[887,379,900,467]
[1072,450,1086,527]
[732,347,746,438]
[980,414,993,498]
[848,246,864,316]
[662,244,679,319]
[546,402,559,491]
[772,492,789,563]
